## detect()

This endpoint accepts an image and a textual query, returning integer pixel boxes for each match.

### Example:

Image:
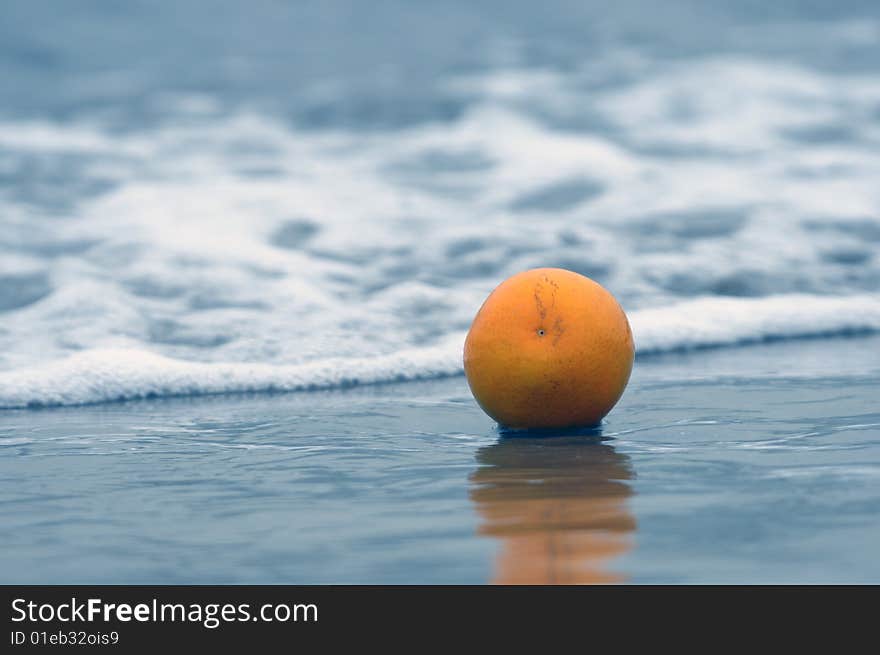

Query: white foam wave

[0,340,466,409]
[2,294,878,408]
[4,52,880,406]
[631,294,880,353]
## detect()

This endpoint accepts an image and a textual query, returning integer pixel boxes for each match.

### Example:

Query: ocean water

[1,1,879,582]
[2,337,879,583]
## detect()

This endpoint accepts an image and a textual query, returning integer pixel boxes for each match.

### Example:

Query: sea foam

[3,54,880,407]
[2,294,878,408]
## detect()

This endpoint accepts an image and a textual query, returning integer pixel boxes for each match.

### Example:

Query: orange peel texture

[464,268,634,429]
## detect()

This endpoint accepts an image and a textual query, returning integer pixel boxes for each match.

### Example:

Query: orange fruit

[463,268,634,429]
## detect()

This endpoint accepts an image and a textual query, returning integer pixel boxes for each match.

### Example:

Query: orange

[463,268,634,429]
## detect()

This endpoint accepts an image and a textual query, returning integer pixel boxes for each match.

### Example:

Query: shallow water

[2,337,878,583]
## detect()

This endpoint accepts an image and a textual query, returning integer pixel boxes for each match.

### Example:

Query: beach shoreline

[2,334,878,584]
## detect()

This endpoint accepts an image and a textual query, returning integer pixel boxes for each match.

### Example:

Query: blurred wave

[1,2,879,406]
[2,294,879,408]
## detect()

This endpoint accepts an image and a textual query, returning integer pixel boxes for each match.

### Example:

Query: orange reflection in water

[469,435,635,584]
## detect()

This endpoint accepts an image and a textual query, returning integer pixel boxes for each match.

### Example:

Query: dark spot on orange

[552,316,566,345]
[534,281,547,320]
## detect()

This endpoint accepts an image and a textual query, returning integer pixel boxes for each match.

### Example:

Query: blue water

[2,337,878,583]
[1,1,879,582]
